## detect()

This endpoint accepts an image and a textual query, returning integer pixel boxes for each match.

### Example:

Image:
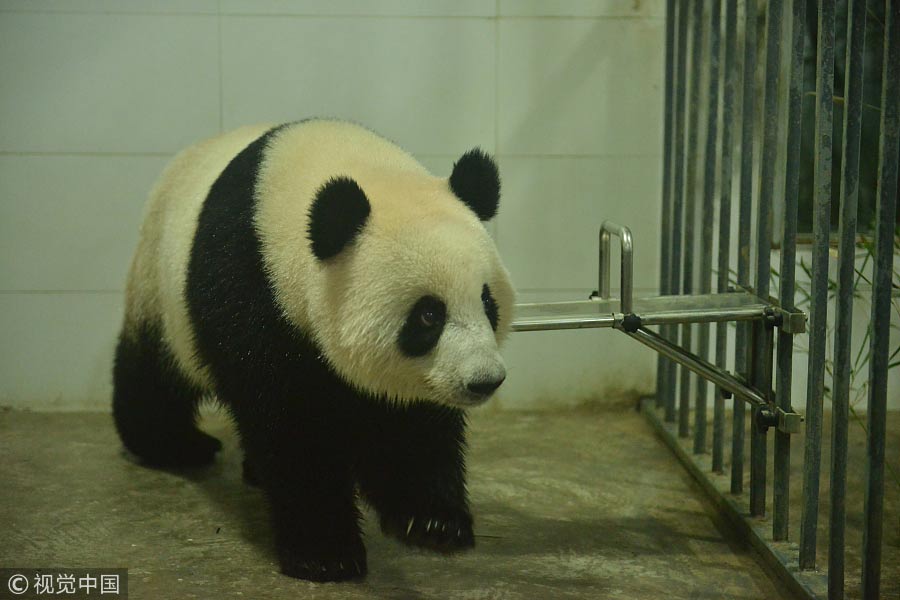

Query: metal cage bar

[695,0,721,456]
[748,0,785,518]
[828,0,867,595]
[666,0,690,424]
[656,0,677,411]
[679,0,703,439]
[800,0,836,571]
[732,0,758,495]
[713,0,738,474]
[862,2,899,596]
[773,0,806,544]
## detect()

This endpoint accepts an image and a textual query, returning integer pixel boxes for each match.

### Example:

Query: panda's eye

[420,309,438,328]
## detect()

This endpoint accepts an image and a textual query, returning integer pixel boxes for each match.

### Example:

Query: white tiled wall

[0,0,664,410]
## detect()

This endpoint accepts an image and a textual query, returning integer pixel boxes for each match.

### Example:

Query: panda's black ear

[449,148,500,221]
[308,176,371,261]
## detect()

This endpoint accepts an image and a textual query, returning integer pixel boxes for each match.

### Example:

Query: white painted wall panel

[0,12,219,153]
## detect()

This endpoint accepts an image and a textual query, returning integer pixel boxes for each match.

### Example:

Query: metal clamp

[756,407,804,434]
[598,221,634,314]
[613,312,643,333]
[773,306,808,334]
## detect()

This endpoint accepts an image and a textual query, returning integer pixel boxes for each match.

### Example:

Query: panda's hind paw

[380,511,474,553]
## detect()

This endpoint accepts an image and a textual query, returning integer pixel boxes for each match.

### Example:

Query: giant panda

[112,119,515,582]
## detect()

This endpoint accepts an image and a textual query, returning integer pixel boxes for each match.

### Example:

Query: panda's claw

[279,553,368,582]
[381,510,474,553]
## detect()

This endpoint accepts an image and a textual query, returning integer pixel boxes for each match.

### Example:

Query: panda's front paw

[278,548,367,582]
[380,510,474,553]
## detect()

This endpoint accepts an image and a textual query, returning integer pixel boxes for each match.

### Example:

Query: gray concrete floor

[1,403,795,599]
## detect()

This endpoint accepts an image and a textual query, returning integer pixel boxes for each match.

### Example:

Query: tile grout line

[0,151,663,159]
[0,9,663,20]
[217,0,224,133]
[0,151,173,158]
[494,0,501,244]
[0,290,124,295]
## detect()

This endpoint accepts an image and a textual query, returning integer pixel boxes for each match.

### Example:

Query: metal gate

[510,1,898,598]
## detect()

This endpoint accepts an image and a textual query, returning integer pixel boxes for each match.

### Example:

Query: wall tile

[499,0,665,18]
[497,155,661,292]
[220,0,496,17]
[221,16,496,156]
[0,0,218,13]
[415,154,455,178]
[0,13,219,153]
[0,155,168,291]
[0,292,123,409]
[497,325,656,410]
[498,16,664,155]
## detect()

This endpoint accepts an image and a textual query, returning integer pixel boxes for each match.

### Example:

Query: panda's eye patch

[482,284,499,331]
[399,295,446,357]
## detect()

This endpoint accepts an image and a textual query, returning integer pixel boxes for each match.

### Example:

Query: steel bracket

[756,406,804,434]
[772,306,807,334]
[777,407,804,434]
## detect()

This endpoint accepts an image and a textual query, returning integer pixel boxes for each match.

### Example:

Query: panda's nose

[467,376,506,397]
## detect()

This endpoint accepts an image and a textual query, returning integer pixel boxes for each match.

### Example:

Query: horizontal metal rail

[512,292,774,332]
[512,312,615,332]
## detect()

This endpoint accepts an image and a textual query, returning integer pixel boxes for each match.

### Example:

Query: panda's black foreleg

[231,398,367,582]
[111,322,221,468]
[357,401,475,553]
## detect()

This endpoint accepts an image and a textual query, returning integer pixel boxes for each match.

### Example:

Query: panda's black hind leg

[112,322,221,468]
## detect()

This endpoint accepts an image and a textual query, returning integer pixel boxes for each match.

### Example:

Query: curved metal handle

[598,221,634,314]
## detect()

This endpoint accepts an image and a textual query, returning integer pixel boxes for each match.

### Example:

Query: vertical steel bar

[862,1,899,595]
[773,0,807,543]
[679,0,703,439]
[827,0,867,594]
[732,0,757,495]
[753,0,782,305]
[657,0,677,410]
[666,0,690,424]
[800,0,835,571]
[749,0,784,519]
[695,0,721,455]
[713,0,738,474]
[599,229,611,299]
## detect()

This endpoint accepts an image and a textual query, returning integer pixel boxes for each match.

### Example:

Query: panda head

[304,149,514,408]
